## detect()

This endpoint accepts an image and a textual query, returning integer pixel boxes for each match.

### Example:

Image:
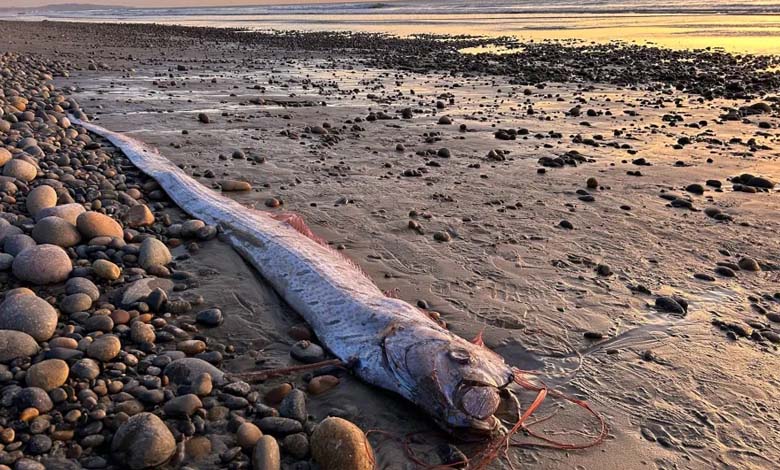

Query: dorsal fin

[271,212,374,281]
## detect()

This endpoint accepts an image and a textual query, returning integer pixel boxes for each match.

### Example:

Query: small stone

[163,394,202,417]
[191,372,213,396]
[178,339,206,355]
[195,308,223,327]
[586,177,598,189]
[655,296,685,314]
[279,389,306,423]
[138,238,172,270]
[715,266,736,277]
[66,277,100,301]
[219,180,252,192]
[130,321,156,344]
[60,293,92,314]
[26,185,57,216]
[76,211,123,239]
[257,417,303,435]
[70,358,100,380]
[12,244,72,285]
[3,159,37,182]
[16,388,53,413]
[198,113,210,124]
[237,422,263,449]
[164,358,226,386]
[290,340,325,364]
[311,417,373,470]
[36,203,85,225]
[93,259,121,280]
[738,257,761,272]
[282,433,309,459]
[307,375,339,395]
[0,330,39,363]
[252,435,280,470]
[111,413,176,469]
[433,231,451,242]
[87,334,121,362]
[26,359,69,391]
[127,205,155,228]
[0,293,58,341]
[264,383,292,405]
[32,216,82,247]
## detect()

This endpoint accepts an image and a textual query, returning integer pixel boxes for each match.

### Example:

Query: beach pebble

[138,237,172,269]
[237,422,263,449]
[66,277,100,301]
[3,234,36,256]
[127,204,155,227]
[15,387,53,413]
[26,185,57,216]
[195,308,223,326]
[655,296,685,314]
[12,244,72,285]
[0,148,11,166]
[77,211,124,239]
[93,259,121,280]
[26,359,69,391]
[164,357,226,386]
[36,203,85,225]
[257,417,303,435]
[307,375,339,395]
[32,216,82,247]
[279,389,306,423]
[252,435,280,470]
[60,293,92,314]
[164,394,202,417]
[71,358,101,380]
[290,340,325,364]
[111,412,176,469]
[3,159,37,182]
[0,330,39,362]
[0,253,13,270]
[220,180,252,191]
[738,257,760,271]
[0,293,58,341]
[87,334,121,362]
[191,372,213,396]
[130,320,156,344]
[311,417,374,470]
[282,433,309,459]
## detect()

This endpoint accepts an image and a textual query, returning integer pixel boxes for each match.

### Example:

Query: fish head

[385,328,515,436]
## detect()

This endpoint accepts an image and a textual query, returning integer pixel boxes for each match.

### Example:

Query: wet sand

[3,19,780,469]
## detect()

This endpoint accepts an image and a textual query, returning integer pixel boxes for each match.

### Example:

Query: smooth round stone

[3,234,36,256]
[15,387,53,413]
[138,238,172,270]
[178,340,206,355]
[0,330,39,363]
[15,458,45,470]
[738,257,761,271]
[76,211,123,239]
[60,293,92,314]
[26,185,57,216]
[163,394,202,417]
[93,259,121,281]
[311,417,374,470]
[191,373,212,397]
[290,340,325,364]
[65,277,100,301]
[164,358,225,386]
[70,358,100,380]
[32,216,81,247]
[86,334,121,362]
[3,159,37,182]
[180,220,205,238]
[12,244,72,285]
[195,308,223,327]
[279,389,306,423]
[257,417,303,435]
[130,321,155,344]
[0,224,23,245]
[36,203,85,225]
[283,433,310,460]
[111,412,176,470]
[84,314,114,333]
[0,148,11,166]
[252,435,281,470]
[127,205,154,228]
[237,422,263,449]
[49,337,78,349]
[26,359,69,391]
[0,293,58,341]
[0,253,13,271]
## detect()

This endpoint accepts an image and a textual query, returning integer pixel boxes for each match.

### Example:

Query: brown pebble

[307,375,340,395]
[264,383,293,405]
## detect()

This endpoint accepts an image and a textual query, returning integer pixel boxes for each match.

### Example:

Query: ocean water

[6,0,780,54]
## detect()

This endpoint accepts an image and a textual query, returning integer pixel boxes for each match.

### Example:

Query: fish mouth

[452,375,515,435]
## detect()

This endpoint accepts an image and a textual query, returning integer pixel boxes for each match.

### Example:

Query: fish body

[72,118,515,433]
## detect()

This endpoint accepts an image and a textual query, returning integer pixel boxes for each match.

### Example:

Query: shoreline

[0,18,779,469]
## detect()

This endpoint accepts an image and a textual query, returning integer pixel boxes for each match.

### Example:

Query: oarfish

[71,117,517,435]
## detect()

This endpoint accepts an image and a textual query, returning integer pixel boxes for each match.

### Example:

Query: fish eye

[448,348,472,364]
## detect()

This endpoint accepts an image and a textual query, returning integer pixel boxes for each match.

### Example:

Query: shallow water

[5,0,780,54]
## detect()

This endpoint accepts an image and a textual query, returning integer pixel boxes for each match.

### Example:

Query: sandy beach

[0,17,779,470]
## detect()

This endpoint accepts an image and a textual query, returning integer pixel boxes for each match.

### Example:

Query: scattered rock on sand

[138,237,172,269]
[311,417,374,470]
[111,412,176,470]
